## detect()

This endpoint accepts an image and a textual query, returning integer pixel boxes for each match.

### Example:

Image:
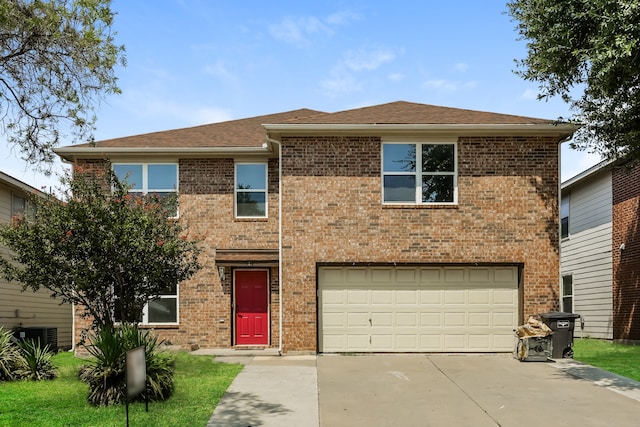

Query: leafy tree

[0,0,125,165]
[0,167,200,330]
[507,0,640,162]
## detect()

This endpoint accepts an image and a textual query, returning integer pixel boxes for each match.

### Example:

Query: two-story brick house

[55,101,576,353]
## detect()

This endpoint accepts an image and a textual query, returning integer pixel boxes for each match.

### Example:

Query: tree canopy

[0,0,125,165]
[507,0,640,162]
[0,167,200,330]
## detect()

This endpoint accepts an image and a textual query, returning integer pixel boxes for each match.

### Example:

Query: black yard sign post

[125,346,148,426]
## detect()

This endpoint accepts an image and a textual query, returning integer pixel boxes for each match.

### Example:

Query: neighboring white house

[560,161,613,339]
[0,171,72,350]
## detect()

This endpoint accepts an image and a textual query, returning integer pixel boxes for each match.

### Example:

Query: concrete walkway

[203,352,640,427]
[205,355,319,427]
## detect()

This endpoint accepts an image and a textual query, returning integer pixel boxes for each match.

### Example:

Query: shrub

[79,324,175,406]
[0,326,18,381]
[13,339,57,380]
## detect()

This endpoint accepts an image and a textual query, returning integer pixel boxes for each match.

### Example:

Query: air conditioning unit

[14,327,58,351]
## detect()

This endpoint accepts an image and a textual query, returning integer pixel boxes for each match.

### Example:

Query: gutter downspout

[266,137,283,355]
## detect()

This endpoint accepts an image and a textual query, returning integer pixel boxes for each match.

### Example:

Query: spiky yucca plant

[14,339,57,380]
[79,324,175,406]
[0,326,18,381]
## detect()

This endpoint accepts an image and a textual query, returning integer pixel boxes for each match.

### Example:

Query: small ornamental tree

[0,166,200,331]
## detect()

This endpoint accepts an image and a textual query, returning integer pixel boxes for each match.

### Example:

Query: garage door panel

[323,312,345,327]
[469,335,490,349]
[347,335,369,351]
[468,290,491,304]
[372,312,392,326]
[346,289,368,304]
[371,290,393,304]
[444,290,466,304]
[444,334,466,350]
[493,290,517,304]
[444,312,466,326]
[319,265,518,353]
[493,312,517,327]
[420,312,442,326]
[419,290,441,304]
[396,290,418,304]
[347,312,369,327]
[468,312,490,327]
[396,312,418,327]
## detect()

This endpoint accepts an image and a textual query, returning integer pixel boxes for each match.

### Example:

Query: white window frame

[234,162,268,218]
[381,141,458,205]
[112,163,179,218]
[560,195,570,239]
[112,163,180,325]
[561,274,573,313]
[142,284,179,325]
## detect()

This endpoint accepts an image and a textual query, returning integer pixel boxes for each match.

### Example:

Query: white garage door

[318,265,519,352]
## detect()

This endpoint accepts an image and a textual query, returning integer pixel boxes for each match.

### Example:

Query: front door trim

[233,268,270,346]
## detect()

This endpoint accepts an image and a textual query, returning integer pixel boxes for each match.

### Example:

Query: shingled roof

[74,109,325,149]
[284,101,554,125]
[55,101,573,161]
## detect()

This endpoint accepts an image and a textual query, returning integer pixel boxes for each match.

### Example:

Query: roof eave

[263,123,579,140]
[54,146,272,162]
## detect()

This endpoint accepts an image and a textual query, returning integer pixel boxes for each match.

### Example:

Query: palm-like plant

[13,339,57,380]
[0,326,18,381]
[79,324,175,406]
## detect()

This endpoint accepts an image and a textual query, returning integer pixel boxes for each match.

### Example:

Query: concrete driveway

[207,353,640,427]
[317,354,640,427]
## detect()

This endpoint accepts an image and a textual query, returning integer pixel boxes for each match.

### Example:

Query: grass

[0,351,243,427]
[573,338,640,382]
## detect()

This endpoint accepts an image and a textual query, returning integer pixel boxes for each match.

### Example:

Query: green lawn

[0,351,243,427]
[573,338,640,382]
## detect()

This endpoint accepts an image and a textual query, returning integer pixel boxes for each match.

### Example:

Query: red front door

[235,270,269,345]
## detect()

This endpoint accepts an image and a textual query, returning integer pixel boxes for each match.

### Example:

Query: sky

[0,0,603,191]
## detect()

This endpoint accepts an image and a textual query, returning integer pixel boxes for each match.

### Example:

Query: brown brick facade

[612,164,640,340]
[279,135,560,352]
[71,134,561,353]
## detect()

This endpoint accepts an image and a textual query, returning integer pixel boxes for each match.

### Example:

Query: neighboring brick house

[561,159,640,342]
[55,101,576,353]
[0,171,72,350]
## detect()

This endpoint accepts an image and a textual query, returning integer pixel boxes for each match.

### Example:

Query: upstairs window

[382,142,457,204]
[235,163,267,218]
[560,196,570,239]
[11,193,35,222]
[562,275,573,313]
[113,163,178,217]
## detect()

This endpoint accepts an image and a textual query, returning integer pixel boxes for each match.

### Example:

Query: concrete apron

[317,354,640,427]
[207,355,319,427]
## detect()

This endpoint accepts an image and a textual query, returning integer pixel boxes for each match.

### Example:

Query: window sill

[382,204,459,209]
[140,324,179,329]
[235,217,269,222]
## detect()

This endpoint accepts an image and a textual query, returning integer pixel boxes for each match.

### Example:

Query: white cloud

[203,61,234,80]
[321,72,363,96]
[388,73,404,82]
[423,79,459,91]
[326,11,361,26]
[521,88,539,100]
[453,62,469,73]
[422,78,477,92]
[321,47,399,96]
[343,49,395,71]
[269,11,359,47]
